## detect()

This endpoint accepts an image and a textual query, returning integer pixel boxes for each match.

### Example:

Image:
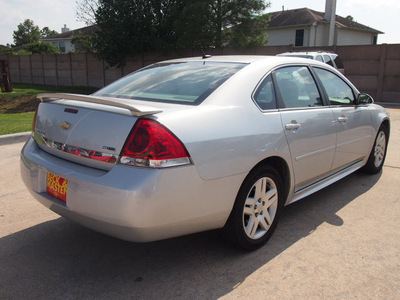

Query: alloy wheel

[242,177,278,240]
[374,131,386,168]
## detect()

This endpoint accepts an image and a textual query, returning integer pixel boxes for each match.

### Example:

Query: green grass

[0,112,35,135]
[0,83,98,102]
[0,83,98,135]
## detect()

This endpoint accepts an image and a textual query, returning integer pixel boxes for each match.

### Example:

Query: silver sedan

[21,56,390,250]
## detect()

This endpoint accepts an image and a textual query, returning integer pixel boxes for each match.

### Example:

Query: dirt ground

[0,108,399,299]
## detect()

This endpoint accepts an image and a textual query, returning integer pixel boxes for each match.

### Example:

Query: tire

[222,165,284,250]
[362,124,389,174]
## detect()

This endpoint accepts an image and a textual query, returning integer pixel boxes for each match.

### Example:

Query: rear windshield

[94,61,246,105]
[333,55,344,69]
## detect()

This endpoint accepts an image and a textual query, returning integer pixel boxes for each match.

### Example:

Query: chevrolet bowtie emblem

[60,121,72,130]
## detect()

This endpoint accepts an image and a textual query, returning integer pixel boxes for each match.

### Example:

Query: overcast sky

[0,0,399,46]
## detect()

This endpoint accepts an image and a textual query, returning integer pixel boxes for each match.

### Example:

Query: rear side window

[275,66,322,108]
[94,62,246,105]
[314,68,355,105]
[253,74,276,110]
[316,55,324,62]
[323,55,334,67]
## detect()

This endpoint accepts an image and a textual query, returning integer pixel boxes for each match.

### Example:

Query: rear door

[275,66,337,192]
[313,67,373,171]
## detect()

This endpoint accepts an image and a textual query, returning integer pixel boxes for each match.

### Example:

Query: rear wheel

[362,125,388,174]
[222,165,283,250]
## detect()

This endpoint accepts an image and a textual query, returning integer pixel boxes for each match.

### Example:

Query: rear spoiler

[37,93,163,117]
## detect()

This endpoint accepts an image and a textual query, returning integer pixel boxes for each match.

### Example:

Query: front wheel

[362,125,389,174]
[222,165,283,250]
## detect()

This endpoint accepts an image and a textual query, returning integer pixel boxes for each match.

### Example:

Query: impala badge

[102,145,116,152]
[60,121,72,130]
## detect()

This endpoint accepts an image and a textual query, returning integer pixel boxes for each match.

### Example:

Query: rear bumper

[21,137,244,242]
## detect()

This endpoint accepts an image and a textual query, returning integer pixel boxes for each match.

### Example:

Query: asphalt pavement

[0,108,399,299]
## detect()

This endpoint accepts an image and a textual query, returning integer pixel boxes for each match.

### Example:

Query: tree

[24,42,61,54]
[13,20,58,46]
[71,35,95,53]
[175,1,215,49]
[176,0,270,48]
[207,0,269,48]
[41,27,58,37]
[93,0,186,66]
[13,19,41,46]
[226,13,271,47]
[75,0,99,25]
[92,0,271,67]
[0,46,13,55]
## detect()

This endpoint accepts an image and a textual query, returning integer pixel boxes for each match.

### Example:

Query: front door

[313,67,373,171]
[275,66,337,192]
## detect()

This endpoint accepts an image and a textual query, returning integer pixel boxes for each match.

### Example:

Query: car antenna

[201,49,212,59]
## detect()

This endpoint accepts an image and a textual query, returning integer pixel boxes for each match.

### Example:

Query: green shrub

[17,49,32,55]
[0,47,13,55]
[24,42,61,54]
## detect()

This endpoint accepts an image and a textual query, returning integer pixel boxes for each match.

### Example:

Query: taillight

[119,119,192,168]
[32,103,40,134]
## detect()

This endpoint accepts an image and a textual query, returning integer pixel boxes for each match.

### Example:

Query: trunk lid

[33,93,163,171]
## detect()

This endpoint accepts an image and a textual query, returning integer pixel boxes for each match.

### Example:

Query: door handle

[285,123,301,130]
[338,116,348,123]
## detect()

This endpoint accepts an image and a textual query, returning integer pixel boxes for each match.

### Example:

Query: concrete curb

[0,132,31,146]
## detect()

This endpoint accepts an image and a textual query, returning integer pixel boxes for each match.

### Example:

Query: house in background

[40,24,97,53]
[267,0,383,47]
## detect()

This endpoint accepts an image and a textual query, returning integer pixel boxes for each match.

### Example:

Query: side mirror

[357,93,374,105]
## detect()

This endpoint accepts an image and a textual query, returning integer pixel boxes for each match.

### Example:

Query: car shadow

[0,171,381,300]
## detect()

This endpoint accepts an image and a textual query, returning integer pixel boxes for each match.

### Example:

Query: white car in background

[277,51,346,74]
[21,55,389,250]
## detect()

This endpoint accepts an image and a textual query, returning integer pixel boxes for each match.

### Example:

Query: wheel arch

[222,155,291,250]
[250,156,291,206]
[381,118,390,139]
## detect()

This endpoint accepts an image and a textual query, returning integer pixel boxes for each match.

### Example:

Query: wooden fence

[1,43,399,103]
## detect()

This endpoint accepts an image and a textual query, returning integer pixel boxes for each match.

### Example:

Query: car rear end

[20,59,248,242]
[330,53,346,75]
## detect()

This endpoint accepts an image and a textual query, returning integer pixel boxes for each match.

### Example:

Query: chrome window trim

[251,63,319,112]
[278,106,331,112]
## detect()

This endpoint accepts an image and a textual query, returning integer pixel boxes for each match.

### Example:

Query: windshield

[94,61,246,105]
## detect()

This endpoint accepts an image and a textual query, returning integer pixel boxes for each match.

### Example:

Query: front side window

[253,74,276,110]
[314,68,355,105]
[275,66,322,108]
[95,62,246,105]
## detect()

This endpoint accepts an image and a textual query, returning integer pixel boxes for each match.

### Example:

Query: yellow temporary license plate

[47,173,68,202]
